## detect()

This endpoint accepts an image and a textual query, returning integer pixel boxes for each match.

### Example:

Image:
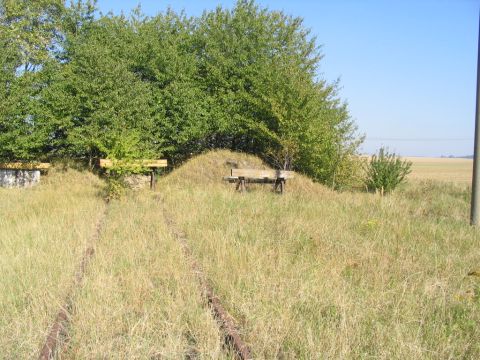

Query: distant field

[406,157,472,184]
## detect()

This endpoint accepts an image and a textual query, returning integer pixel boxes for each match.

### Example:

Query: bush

[104,174,127,200]
[364,147,412,194]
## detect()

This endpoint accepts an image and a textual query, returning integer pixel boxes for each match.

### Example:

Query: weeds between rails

[38,203,109,359]
[159,195,252,360]
[37,194,250,359]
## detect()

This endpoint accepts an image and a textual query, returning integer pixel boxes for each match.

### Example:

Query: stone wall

[124,174,151,190]
[0,169,41,188]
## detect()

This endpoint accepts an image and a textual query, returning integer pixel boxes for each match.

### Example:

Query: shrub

[103,161,153,200]
[104,174,127,200]
[364,147,412,194]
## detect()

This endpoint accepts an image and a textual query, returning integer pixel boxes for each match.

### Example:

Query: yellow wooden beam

[99,159,168,169]
[0,162,51,170]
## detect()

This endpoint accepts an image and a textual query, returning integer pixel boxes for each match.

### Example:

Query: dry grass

[0,168,105,358]
[159,150,480,358]
[406,157,472,184]
[1,168,228,359]
[1,150,479,359]
[62,192,226,359]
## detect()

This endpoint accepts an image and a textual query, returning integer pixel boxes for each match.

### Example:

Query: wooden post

[150,168,156,190]
[240,177,246,193]
[280,178,285,194]
[274,178,285,194]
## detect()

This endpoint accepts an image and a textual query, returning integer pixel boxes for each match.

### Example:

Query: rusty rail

[160,201,252,360]
[38,204,108,359]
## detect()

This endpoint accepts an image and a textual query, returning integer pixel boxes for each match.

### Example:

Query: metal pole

[470,12,480,225]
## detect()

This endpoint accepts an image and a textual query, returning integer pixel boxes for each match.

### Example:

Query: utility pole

[471,12,480,225]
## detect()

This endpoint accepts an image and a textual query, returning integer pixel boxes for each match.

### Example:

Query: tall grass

[0,169,106,358]
[159,150,480,358]
[63,192,226,359]
[1,150,478,359]
[1,168,228,359]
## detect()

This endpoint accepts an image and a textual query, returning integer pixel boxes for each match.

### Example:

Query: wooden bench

[99,159,167,189]
[224,168,294,194]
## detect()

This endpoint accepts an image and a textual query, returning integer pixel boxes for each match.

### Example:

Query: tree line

[0,0,363,187]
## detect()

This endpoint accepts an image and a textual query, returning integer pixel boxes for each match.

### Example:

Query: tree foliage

[0,0,363,186]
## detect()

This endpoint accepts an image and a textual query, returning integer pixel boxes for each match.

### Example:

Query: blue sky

[96,0,479,157]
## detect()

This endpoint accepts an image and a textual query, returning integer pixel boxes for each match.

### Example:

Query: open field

[407,157,472,184]
[0,170,228,359]
[1,150,479,359]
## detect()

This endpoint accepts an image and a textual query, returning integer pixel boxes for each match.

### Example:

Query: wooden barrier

[99,159,168,190]
[0,162,51,170]
[98,159,167,169]
[224,168,294,194]
[231,169,294,180]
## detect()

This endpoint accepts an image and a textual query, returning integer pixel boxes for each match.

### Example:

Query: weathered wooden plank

[231,168,294,179]
[99,159,168,169]
[0,162,50,170]
[224,177,285,184]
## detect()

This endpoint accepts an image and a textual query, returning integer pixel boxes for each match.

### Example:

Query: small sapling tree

[364,147,412,194]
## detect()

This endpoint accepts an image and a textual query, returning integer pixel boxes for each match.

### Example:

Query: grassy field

[160,151,479,358]
[0,170,228,359]
[63,192,226,359]
[1,151,479,359]
[0,169,106,357]
[407,157,472,184]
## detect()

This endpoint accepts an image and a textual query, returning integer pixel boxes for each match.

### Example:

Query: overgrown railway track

[37,195,251,359]
[159,196,252,360]
[38,202,109,359]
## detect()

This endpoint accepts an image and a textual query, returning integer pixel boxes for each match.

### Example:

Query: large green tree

[0,0,65,160]
[0,0,363,187]
[193,1,362,184]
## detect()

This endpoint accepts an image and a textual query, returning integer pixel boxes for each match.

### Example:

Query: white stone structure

[0,169,41,188]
